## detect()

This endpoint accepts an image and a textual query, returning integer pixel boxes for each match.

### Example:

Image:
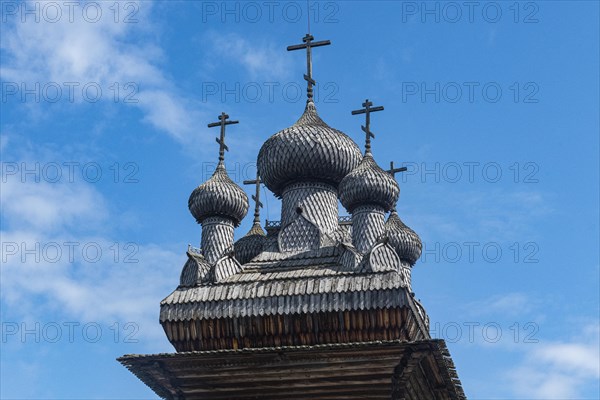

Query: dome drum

[351,204,386,254]
[201,216,235,264]
[281,181,339,235]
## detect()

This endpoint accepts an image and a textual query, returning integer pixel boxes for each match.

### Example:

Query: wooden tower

[119,33,466,400]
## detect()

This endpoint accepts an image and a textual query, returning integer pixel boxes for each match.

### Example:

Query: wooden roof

[160,242,431,352]
[118,339,466,400]
[161,245,425,322]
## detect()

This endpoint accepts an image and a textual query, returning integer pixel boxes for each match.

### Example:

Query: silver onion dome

[257,101,362,197]
[385,210,422,265]
[339,153,400,213]
[188,162,249,226]
[234,222,266,264]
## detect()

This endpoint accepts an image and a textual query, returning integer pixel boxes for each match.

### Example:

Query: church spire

[351,99,384,155]
[287,34,331,101]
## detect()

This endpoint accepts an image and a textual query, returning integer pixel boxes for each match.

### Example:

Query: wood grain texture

[118,339,466,400]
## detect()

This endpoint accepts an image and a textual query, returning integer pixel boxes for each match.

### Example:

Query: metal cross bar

[387,161,408,178]
[351,99,384,153]
[207,112,239,163]
[287,33,331,100]
[243,174,263,224]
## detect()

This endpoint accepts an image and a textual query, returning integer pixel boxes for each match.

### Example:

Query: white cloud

[1,178,108,232]
[138,89,201,142]
[0,1,200,142]
[1,138,181,343]
[469,292,535,317]
[1,232,179,342]
[205,31,291,81]
[534,342,600,377]
[455,292,599,397]
[506,326,600,399]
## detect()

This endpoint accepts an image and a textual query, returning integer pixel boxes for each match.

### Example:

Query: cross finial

[287,33,331,101]
[387,161,408,178]
[208,112,239,164]
[351,99,384,154]
[243,173,263,225]
[387,161,407,213]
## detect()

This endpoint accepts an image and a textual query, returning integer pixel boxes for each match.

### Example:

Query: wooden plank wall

[163,307,426,351]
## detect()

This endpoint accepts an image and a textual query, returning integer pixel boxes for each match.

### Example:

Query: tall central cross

[351,99,384,154]
[243,174,263,224]
[208,112,239,163]
[287,33,331,101]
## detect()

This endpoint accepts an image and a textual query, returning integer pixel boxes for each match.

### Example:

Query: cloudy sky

[1,1,598,399]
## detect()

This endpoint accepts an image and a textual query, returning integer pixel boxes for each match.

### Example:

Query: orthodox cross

[388,161,407,213]
[208,112,239,163]
[287,34,331,100]
[243,174,263,224]
[387,161,408,178]
[351,99,384,154]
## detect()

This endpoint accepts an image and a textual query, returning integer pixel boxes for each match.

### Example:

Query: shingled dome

[188,162,249,226]
[385,210,422,265]
[234,222,266,264]
[257,100,362,197]
[339,154,400,213]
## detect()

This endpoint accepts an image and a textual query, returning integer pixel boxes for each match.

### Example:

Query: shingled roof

[163,245,426,321]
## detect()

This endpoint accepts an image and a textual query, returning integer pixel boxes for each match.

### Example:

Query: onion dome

[234,222,266,264]
[385,210,422,265]
[257,101,362,197]
[339,153,400,213]
[188,162,249,226]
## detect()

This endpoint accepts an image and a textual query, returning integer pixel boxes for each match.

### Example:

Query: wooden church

[118,33,466,400]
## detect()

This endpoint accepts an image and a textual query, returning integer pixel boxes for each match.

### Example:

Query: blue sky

[1,1,598,399]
